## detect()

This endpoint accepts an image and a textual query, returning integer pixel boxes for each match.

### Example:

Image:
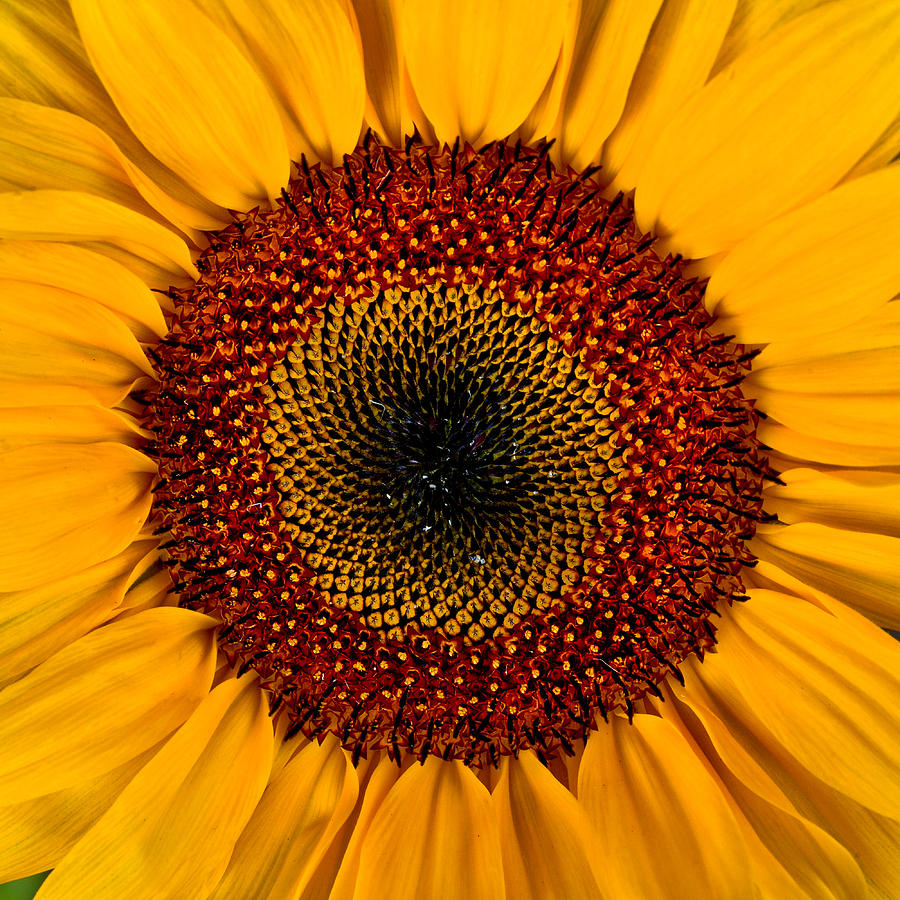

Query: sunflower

[1,1,899,898]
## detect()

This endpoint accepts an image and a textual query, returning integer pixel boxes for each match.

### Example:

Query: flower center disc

[146,135,769,766]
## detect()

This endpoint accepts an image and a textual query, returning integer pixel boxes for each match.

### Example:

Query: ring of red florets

[145,134,772,767]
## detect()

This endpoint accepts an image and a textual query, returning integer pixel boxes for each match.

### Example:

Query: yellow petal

[0,442,156,592]
[765,467,900,538]
[353,756,505,900]
[38,675,273,900]
[707,164,900,343]
[845,109,900,181]
[209,735,358,900]
[0,98,152,212]
[636,1,900,257]
[711,0,833,72]
[201,0,365,166]
[756,419,900,468]
[0,281,154,409]
[0,745,160,883]
[0,97,227,239]
[751,522,900,629]
[351,0,430,146]
[495,751,602,900]
[71,0,289,210]
[0,406,146,454]
[0,240,166,339]
[578,713,754,900]
[685,589,900,817]
[0,607,216,805]
[0,0,131,156]
[0,190,196,281]
[517,4,581,145]
[751,301,900,388]
[402,0,567,146]
[553,0,663,171]
[664,692,867,900]
[328,753,401,900]
[0,539,155,684]
[601,0,736,190]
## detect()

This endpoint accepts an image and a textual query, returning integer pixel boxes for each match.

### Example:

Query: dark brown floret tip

[144,134,774,768]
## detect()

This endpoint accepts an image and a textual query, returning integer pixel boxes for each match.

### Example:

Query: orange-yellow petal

[402,0,567,147]
[0,406,146,454]
[684,589,900,817]
[756,419,900,469]
[352,756,505,900]
[351,0,429,147]
[601,0,736,190]
[0,190,196,281]
[495,751,602,900]
[578,712,753,900]
[706,164,900,343]
[0,241,167,339]
[0,607,216,805]
[0,98,154,213]
[37,675,273,900]
[553,0,662,172]
[636,1,900,257]
[664,691,867,900]
[765,467,900,538]
[201,0,365,167]
[711,0,832,72]
[0,540,155,684]
[0,282,154,409]
[0,442,155,592]
[328,753,401,900]
[209,735,358,900]
[0,745,160,883]
[71,0,290,210]
[751,523,900,629]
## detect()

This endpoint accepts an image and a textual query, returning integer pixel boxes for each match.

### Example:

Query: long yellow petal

[0,745,160,883]
[636,0,900,257]
[0,539,155,684]
[209,735,358,900]
[756,419,900,469]
[553,0,662,171]
[0,406,146,454]
[0,190,196,281]
[71,0,289,210]
[0,98,152,213]
[201,0,365,166]
[845,109,900,181]
[684,589,900,817]
[750,301,900,390]
[353,756,506,900]
[601,0,736,190]
[578,713,753,900]
[765,468,900,538]
[676,596,900,899]
[0,607,216,805]
[664,691,867,900]
[706,164,900,343]
[328,753,401,900]
[38,675,273,900]
[0,241,167,339]
[495,751,603,900]
[0,282,154,409]
[402,0,567,146]
[0,442,155,592]
[751,523,900,629]
[0,97,228,239]
[711,0,833,72]
[351,0,430,147]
